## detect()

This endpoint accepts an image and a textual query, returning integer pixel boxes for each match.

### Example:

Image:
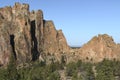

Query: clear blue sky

[0,0,120,46]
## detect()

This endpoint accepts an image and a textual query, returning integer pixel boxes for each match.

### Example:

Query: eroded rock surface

[0,3,70,66]
[72,34,120,63]
[0,3,120,66]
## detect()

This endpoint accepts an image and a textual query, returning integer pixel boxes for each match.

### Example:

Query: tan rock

[1,3,120,66]
[57,30,70,52]
[0,3,70,66]
[78,34,120,62]
[43,20,59,54]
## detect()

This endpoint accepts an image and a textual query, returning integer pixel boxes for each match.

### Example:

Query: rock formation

[77,34,120,62]
[0,3,120,66]
[0,3,70,66]
[64,34,120,63]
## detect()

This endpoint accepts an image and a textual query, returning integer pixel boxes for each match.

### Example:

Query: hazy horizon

[0,0,120,46]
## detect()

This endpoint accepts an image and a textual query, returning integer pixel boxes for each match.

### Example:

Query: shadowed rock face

[0,3,120,66]
[0,3,70,66]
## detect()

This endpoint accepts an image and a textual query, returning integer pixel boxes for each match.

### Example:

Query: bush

[48,71,60,80]
[96,59,114,80]
[0,68,8,80]
[66,62,77,76]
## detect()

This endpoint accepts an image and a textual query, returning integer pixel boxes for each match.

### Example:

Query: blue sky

[0,0,120,46]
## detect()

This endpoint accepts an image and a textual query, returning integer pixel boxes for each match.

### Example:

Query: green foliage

[48,71,60,80]
[0,69,8,80]
[7,62,19,80]
[17,67,31,80]
[6,53,19,80]
[80,62,95,80]
[66,62,77,76]
[0,53,19,80]
[76,60,82,68]
[1,58,120,80]
[18,61,61,80]
[96,59,115,80]
[72,71,78,80]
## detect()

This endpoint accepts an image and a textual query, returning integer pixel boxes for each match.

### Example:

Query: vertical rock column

[12,3,32,63]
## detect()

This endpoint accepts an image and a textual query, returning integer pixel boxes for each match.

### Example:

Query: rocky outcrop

[0,3,32,65]
[64,34,120,63]
[57,30,70,52]
[76,34,120,62]
[0,3,70,66]
[43,21,70,54]
[0,3,120,66]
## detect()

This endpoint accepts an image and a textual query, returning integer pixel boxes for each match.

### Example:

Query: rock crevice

[0,3,120,66]
[10,35,17,60]
[0,3,70,66]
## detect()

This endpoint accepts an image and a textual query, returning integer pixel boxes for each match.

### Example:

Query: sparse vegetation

[95,59,120,80]
[0,58,120,80]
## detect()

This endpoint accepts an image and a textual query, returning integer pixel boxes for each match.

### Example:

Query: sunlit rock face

[0,2,120,66]
[65,34,120,63]
[0,3,70,66]
[77,34,120,62]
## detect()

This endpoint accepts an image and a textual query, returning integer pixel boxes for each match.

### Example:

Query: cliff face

[0,3,70,66]
[0,3,120,66]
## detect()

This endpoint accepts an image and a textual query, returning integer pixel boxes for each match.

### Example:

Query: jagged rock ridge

[0,3,120,66]
[0,3,70,66]
[70,34,120,63]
